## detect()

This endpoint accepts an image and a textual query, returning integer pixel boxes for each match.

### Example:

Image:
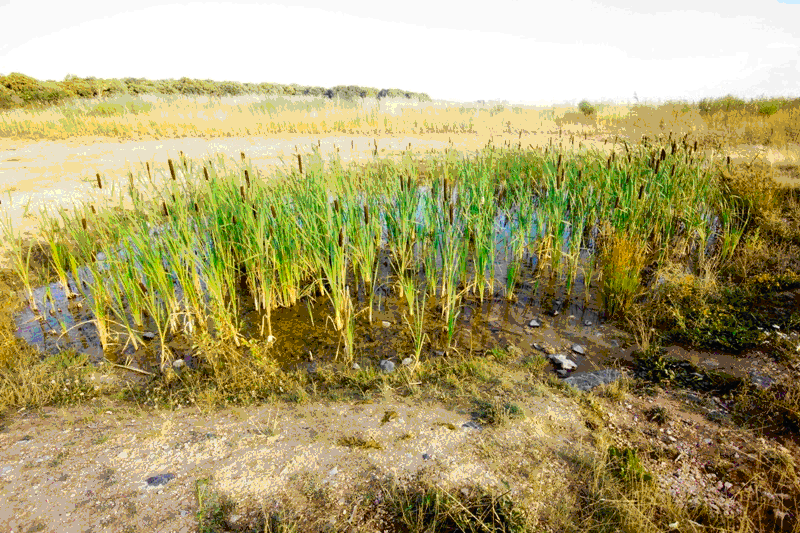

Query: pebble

[381,321,391,328]
[571,344,586,355]
[528,318,541,328]
[379,360,395,373]
[328,467,338,477]
[142,332,156,341]
[172,359,185,371]
[402,357,414,366]
[584,320,592,326]
[549,354,578,371]
[462,421,482,430]
[351,363,361,371]
[422,453,431,460]
[145,473,175,487]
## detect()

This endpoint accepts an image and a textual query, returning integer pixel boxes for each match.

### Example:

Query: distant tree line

[0,73,432,110]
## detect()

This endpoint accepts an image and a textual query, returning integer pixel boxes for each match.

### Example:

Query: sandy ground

[0,381,588,532]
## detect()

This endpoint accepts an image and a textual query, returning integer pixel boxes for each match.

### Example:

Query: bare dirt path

[0,384,588,533]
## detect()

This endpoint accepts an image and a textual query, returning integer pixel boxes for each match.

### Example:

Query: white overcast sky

[1,0,799,104]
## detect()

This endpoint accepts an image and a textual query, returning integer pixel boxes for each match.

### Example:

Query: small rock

[117,449,129,459]
[402,357,414,366]
[528,318,541,328]
[351,363,361,371]
[172,359,185,371]
[556,369,569,378]
[571,344,586,355]
[584,320,593,326]
[381,321,391,328]
[328,467,338,477]
[228,514,241,524]
[564,369,622,392]
[462,421,482,430]
[422,453,431,460]
[379,360,395,373]
[549,354,578,371]
[145,473,175,487]
[142,332,156,341]
[749,372,774,390]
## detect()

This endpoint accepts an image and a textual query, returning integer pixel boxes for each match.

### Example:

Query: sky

[1,0,799,105]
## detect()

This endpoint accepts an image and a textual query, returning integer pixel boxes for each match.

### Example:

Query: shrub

[578,100,596,116]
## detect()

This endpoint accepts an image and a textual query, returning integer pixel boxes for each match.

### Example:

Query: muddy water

[13,240,622,380]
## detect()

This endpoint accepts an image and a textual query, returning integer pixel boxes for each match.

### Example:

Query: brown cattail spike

[240,186,246,202]
[168,159,176,180]
[162,201,168,217]
[271,205,277,219]
[638,184,645,200]
[338,227,344,248]
[448,203,454,225]
[660,148,666,161]
[203,166,209,181]
[297,154,303,174]
[240,151,246,162]
[90,205,96,214]
[146,162,152,180]
[364,204,369,225]
[244,169,251,188]
[81,218,87,230]
[96,173,102,189]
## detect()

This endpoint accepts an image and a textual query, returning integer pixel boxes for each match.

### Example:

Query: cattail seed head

[194,202,199,212]
[271,205,277,219]
[655,159,661,175]
[364,204,370,225]
[297,154,303,174]
[240,185,246,202]
[244,169,251,188]
[81,218,87,230]
[162,201,168,217]
[727,155,731,167]
[448,203,454,225]
[203,166,209,181]
[168,159,176,180]
[638,184,645,200]
[333,199,340,213]
[241,151,246,162]
[96,173,102,189]
[693,140,698,152]
[660,148,666,161]
[146,162,152,180]
[338,227,344,248]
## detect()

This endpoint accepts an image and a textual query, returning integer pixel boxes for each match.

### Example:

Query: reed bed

[1,134,745,370]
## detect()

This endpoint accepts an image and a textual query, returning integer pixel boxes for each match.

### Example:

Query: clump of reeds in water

[3,135,745,371]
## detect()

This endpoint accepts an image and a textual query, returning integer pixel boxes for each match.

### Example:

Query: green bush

[578,100,596,116]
